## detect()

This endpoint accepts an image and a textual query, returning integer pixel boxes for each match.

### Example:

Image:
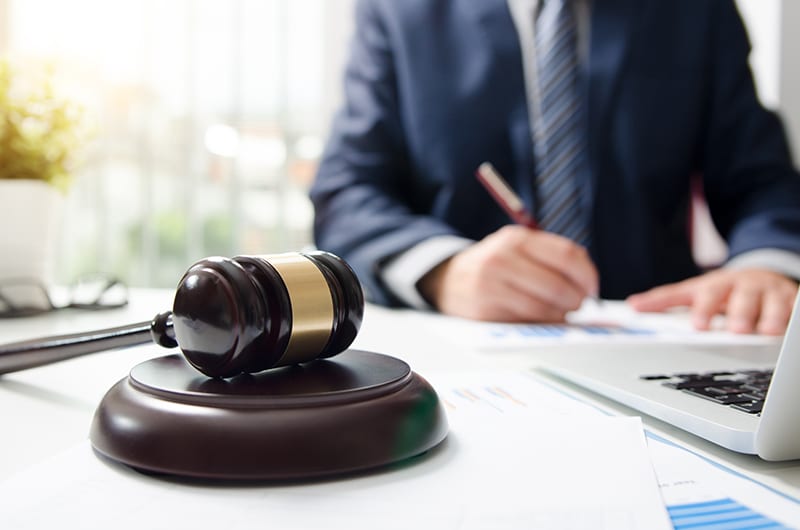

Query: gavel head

[168,251,364,378]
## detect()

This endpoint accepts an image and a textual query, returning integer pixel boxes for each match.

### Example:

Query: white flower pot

[0,179,64,311]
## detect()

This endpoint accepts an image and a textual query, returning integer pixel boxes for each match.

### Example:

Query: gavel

[0,251,364,378]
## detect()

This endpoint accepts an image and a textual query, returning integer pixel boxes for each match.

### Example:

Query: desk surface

[1,290,799,514]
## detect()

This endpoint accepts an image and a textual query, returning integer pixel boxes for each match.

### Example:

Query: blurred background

[0,0,355,288]
[0,0,796,289]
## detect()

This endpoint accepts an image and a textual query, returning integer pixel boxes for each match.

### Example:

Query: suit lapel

[587,0,639,145]
[584,0,640,220]
[463,0,536,208]
[462,0,517,41]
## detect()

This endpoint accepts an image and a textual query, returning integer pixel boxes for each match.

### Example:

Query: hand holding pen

[418,162,599,322]
[475,161,599,289]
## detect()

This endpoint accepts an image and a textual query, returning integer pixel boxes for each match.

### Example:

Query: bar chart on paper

[420,300,780,350]
[668,498,792,529]
[645,423,800,529]
[425,371,673,530]
[487,323,653,339]
[426,372,800,529]
[434,372,600,418]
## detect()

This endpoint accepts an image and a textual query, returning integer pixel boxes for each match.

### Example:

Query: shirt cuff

[725,248,800,281]
[380,235,474,309]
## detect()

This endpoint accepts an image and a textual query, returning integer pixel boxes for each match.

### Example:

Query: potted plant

[0,58,87,313]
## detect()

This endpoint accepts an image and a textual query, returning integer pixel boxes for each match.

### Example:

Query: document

[420,300,780,350]
[532,372,800,528]
[649,433,800,529]
[425,372,672,529]
[0,372,671,530]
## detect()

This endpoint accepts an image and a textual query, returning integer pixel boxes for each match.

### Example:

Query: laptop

[536,290,800,461]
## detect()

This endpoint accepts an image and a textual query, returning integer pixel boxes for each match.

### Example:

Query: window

[1,0,354,286]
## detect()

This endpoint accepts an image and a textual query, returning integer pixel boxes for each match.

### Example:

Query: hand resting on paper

[627,268,798,336]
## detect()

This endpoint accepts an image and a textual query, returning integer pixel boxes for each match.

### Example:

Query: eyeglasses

[0,275,128,318]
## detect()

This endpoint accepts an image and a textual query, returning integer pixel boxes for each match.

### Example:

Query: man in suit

[310,0,800,334]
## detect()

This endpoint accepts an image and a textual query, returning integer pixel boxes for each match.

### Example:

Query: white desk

[1,290,799,527]
[355,305,800,500]
[0,289,173,479]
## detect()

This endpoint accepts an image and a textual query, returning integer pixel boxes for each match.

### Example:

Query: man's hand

[417,225,599,322]
[627,268,798,335]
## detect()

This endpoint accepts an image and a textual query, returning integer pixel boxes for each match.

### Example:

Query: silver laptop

[537,291,800,461]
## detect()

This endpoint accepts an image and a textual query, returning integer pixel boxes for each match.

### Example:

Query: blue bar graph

[487,323,654,339]
[669,498,791,529]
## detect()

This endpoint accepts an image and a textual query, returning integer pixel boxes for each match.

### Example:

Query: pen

[475,161,601,302]
[475,162,538,229]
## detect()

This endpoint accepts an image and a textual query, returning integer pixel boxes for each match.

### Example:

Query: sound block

[89,350,448,480]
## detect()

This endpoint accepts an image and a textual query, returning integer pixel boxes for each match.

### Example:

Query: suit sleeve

[309,0,460,305]
[702,0,800,260]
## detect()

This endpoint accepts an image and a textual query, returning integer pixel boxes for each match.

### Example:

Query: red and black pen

[475,161,601,302]
[475,162,538,229]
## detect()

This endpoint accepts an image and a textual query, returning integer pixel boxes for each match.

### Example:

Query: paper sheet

[649,433,800,529]
[526,372,800,529]
[0,372,671,530]
[421,300,780,350]
[434,372,800,529]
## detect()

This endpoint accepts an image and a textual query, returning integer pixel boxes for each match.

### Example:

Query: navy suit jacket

[311,0,800,306]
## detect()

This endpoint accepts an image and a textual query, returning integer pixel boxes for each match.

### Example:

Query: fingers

[518,230,599,298]
[428,252,567,322]
[628,269,798,335]
[725,275,796,335]
[724,282,761,334]
[756,288,795,335]
[627,281,716,330]
[421,225,599,323]
[627,276,730,331]
[626,282,694,313]
[490,250,586,312]
[690,279,731,331]
[473,281,568,323]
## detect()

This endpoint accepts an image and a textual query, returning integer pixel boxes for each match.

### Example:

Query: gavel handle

[0,312,176,375]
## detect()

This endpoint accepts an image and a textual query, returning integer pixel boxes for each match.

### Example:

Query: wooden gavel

[0,251,364,378]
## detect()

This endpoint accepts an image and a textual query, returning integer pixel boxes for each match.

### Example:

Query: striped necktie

[533,0,590,246]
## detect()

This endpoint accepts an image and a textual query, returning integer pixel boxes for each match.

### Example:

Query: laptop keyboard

[640,369,773,415]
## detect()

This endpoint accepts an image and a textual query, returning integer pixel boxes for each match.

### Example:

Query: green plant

[0,59,86,192]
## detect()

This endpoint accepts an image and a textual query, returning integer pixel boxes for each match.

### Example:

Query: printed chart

[422,300,780,350]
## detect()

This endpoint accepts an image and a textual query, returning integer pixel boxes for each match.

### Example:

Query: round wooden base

[89,350,448,480]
